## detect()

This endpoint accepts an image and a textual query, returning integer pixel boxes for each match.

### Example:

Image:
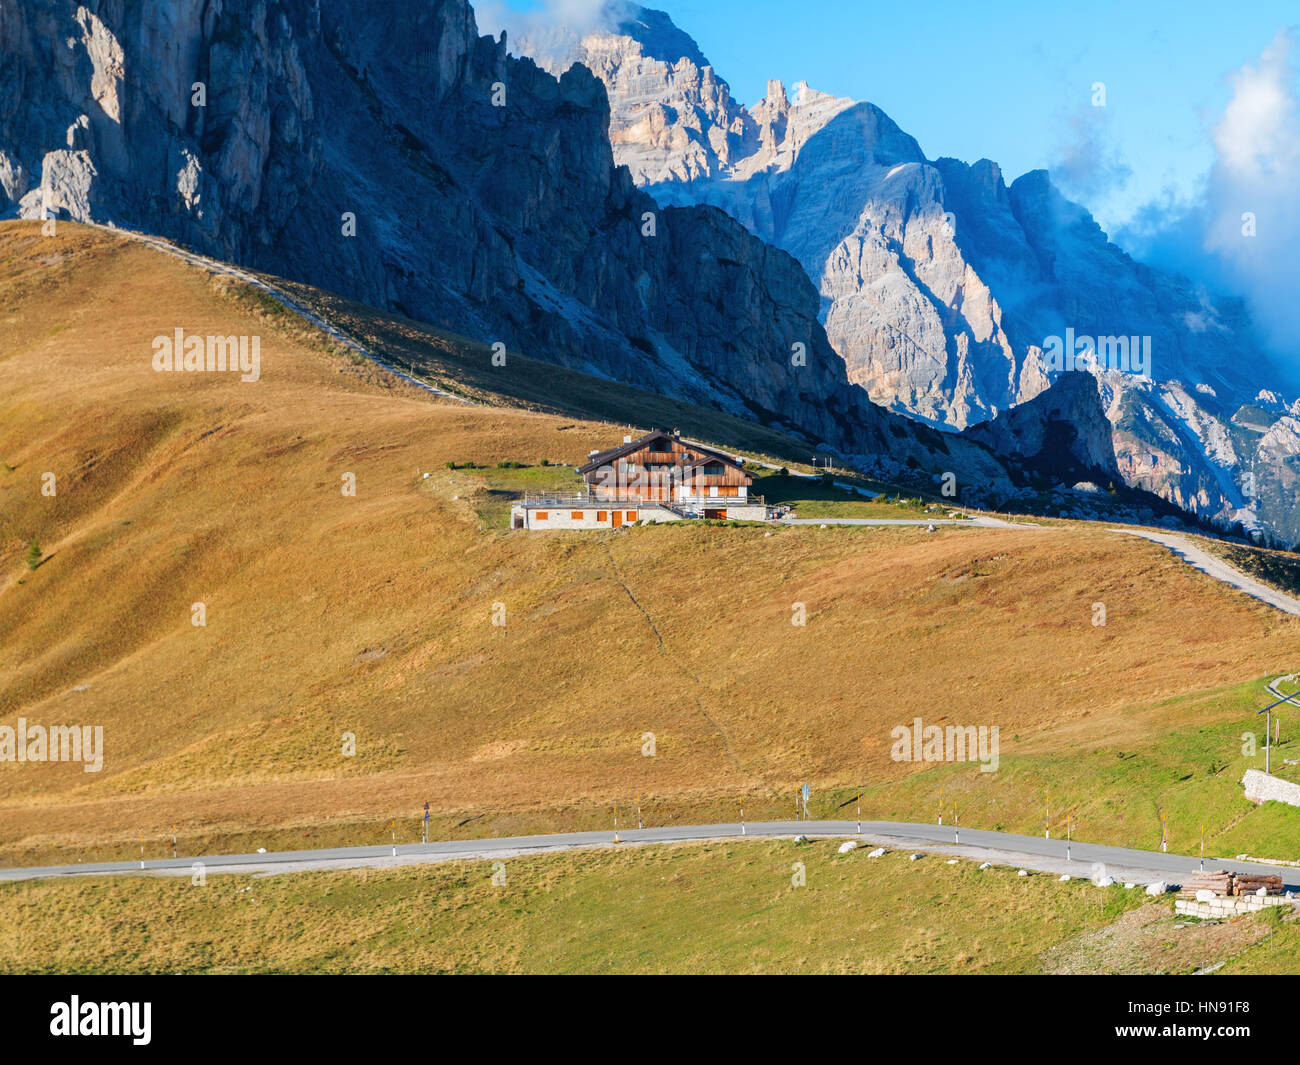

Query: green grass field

[2,838,1294,974]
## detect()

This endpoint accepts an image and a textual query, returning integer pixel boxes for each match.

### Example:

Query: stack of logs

[1178,870,1284,897]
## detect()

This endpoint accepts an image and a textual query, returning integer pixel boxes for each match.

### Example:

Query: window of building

[597,511,608,522]
[571,511,584,520]
[536,512,548,520]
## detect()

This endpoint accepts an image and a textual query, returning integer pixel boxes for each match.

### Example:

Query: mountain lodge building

[510,429,770,529]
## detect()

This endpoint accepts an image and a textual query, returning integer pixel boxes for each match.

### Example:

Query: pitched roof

[577,430,669,474]
[577,431,747,475]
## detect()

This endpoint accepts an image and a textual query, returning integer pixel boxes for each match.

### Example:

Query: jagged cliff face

[0,0,1060,504]
[0,0,868,455]
[510,4,1299,543]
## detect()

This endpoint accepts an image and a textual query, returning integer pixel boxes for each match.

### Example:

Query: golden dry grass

[1,221,1298,869]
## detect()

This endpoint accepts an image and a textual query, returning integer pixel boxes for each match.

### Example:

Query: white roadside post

[1066,813,1072,863]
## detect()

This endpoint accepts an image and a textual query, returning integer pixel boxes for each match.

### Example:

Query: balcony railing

[515,490,765,508]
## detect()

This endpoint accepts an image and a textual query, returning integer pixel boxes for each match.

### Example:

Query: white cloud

[1118,29,1300,373]
[1201,30,1300,363]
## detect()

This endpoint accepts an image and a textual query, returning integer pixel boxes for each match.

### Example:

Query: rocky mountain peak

[503,4,1299,542]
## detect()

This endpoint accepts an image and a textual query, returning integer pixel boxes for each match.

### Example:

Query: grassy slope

[2,839,1294,974]
[0,221,1298,883]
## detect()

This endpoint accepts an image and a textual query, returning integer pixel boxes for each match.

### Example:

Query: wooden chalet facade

[510,430,769,530]
[577,430,753,514]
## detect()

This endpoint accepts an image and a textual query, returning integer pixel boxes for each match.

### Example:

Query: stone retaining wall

[1242,768,1300,808]
[1175,895,1293,919]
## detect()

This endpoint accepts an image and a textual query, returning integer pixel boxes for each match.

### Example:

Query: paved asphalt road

[2,820,1295,887]
[779,516,1034,528]
[1115,527,1300,616]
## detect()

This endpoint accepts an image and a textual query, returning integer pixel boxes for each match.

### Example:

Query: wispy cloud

[476,0,632,63]
[1049,106,1133,205]
[1119,29,1300,371]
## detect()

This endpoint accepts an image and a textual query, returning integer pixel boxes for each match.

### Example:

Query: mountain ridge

[508,4,1300,545]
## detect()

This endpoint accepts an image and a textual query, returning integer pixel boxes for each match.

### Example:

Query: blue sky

[665,0,1300,234]
[488,1,1300,353]
[493,0,1296,235]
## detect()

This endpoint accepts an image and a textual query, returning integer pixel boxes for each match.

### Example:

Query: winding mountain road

[1115,528,1300,616]
[2,820,1295,888]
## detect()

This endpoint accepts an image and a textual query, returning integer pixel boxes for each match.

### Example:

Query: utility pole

[1257,684,1300,774]
[1263,705,1273,774]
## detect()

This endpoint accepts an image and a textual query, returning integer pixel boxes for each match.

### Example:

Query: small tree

[26,537,40,570]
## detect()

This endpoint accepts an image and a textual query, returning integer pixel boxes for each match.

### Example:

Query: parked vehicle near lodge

[510,429,772,530]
